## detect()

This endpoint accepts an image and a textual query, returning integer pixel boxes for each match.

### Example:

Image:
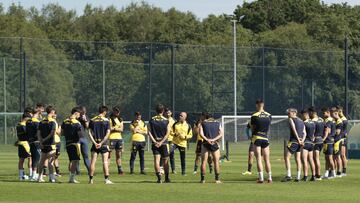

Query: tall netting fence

[0,37,359,145]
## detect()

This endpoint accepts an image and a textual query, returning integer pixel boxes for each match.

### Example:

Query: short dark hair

[336,105,343,110]
[330,107,338,113]
[24,107,34,114]
[112,106,121,113]
[300,109,308,114]
[71,106,82,114]
[36,103,45,108]
[308,106,316,112]
[98,105,108,114]
[202,112,212,119]
[155,104,165,114]
[46,105,56,114]
[321,107,330,112]
[22,112,32,119]
[256,99,264,104]
[135,111,141,117]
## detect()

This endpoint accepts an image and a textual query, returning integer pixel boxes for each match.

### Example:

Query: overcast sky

[2,0,359,19]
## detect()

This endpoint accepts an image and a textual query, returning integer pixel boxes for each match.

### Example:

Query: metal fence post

[262,47,265,101]
[102,60,106,106]
[23,52,26,109]
[171,44,175,113]
[344,37,349,117]
[3,58,7,144]
[19,37,23,112]
[148,44,153,152]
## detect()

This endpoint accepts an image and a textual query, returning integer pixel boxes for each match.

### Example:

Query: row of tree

[0,0,359,121]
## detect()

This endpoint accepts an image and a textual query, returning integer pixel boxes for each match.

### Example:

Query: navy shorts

[18,142,31,159]
[333,140,342,156]
[202,142,219,152]
[287,142,301,154]
[109,139,123,150]
[195,140,203,154]
[55,143,61,157]
[303,142,314,151]
[152,144,169,157]
[131,141,146,153]
[66,144,81,161]
[323,143,334,155]
[253,139,269,149]
[91,144,110,154]
[314,143,323,152]
[41,145,56,154]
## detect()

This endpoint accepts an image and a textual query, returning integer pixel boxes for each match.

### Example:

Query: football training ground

[0,142,358,203]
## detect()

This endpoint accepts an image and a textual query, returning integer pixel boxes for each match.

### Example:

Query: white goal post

[220,115,289,151]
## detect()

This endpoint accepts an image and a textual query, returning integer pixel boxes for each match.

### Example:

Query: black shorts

[109,139,123,150]
[152,144,169,157]
[202,142,219,152]
[323,143,334,155]
[55,143,61,156]
[253,139,269,149]
[195,140,203,154]
[91,144,110,154]
[66,144,81,161]
[314,143,323,151]
[333,140,342,156]
[18,142,31,159]
[41,145,56,154]
[287,142,301,154]
[303,142,314,151]
[131,141,146,153]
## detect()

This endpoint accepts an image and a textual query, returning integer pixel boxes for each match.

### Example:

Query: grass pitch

[0,142,359,203]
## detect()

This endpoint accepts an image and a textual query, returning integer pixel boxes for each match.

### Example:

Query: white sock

[297,171,301,180]
[259,172,264,181]
[19,169,24,178]
[286,169,291,177]
[268,172,272,181]
[29,168,33,177]
[332,170,336,177]
[324,170,329,177]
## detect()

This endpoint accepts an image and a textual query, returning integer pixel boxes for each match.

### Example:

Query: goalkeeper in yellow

[171,112,193,175]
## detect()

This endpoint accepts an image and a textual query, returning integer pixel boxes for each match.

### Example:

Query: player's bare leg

[193,154,201,174]
[313,150,321,179]
[154,155,162,183]
[263,147,272,183]
[102,152,112,184]
[341,145,348,176]
[163,157,170,182]
[335,154,342,177]
[295,151,302,181]
[255,146,263,183]
[89,152,97,184]
[283,151,292,181]
[116,149,123,175]
[212,149,221,184]
[200,149,209,183]
[308,151,315,181]
[243,150,254,175]
[302,149,309,181]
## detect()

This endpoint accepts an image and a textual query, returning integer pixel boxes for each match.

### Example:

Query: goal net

[220,115,288,160]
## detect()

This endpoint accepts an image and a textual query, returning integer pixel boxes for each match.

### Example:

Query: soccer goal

[220,115,289,160]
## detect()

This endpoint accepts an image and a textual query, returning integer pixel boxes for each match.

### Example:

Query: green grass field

[0,142,359,203]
